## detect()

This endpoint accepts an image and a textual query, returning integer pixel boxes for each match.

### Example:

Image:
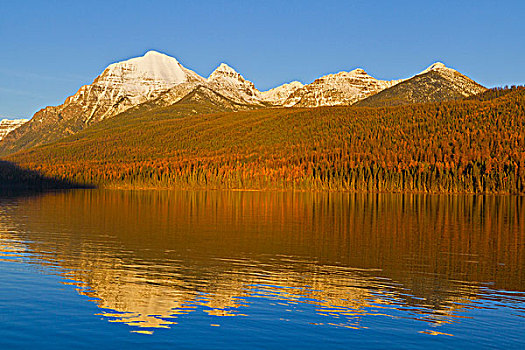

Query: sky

[1,0,524,119]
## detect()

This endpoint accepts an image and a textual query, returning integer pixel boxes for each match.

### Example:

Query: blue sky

[1,0,524,118]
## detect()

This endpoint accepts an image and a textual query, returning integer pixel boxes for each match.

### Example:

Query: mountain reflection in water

[0,190,523,338]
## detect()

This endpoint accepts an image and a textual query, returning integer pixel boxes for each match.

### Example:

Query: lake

[0,190,523,349]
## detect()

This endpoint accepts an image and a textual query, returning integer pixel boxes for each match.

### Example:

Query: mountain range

[0,51,486,155]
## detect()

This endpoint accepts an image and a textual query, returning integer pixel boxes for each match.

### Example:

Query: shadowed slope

[0,160,94,191]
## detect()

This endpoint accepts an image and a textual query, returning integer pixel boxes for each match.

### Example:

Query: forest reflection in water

[0,190,523,337]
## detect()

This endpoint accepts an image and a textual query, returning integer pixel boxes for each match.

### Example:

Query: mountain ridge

[356,63,486,107]
[0,51,487,156]
[283,68,403,107]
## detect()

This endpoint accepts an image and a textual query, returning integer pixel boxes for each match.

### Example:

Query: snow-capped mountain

[0,51,205,153]
[66,50,205,123]
[151,62,305,107]
[31,50,205,128]
[118,61,273,110]
[207,63,264,106]
[203,63,401,107]
[0,119,27,141]
[283,68,402,107]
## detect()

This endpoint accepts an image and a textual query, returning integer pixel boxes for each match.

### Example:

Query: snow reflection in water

[0,190,523,342]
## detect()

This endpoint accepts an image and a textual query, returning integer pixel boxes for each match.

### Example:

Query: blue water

[0,190,523,349]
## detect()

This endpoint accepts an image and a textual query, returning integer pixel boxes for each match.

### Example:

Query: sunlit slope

[0,84,257,156]
[357,68,486,107]
[6,87,525,193]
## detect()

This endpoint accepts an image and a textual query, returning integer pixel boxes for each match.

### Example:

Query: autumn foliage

[4,86,525,193]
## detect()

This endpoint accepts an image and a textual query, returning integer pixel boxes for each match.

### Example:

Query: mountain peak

[208,63,241,80]
[427,62,447,70]
[217,63,237,73]
[98,51,190,95]
[358,61,486,107]
[420,62,455,75]
[64,51,203,123]
[208,62,251,87]
[206,63,262,105]
[350,68,367,75]
[144,50,168,57]
[140,50,181,64]
[107,51,182,72]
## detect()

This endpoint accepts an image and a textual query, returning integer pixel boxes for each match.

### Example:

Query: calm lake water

[0,190,523,349]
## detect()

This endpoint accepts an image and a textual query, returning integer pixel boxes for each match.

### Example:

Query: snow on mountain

[100,50,189,92]
[39,50,206,125]
[356,62,487,107]
[0,51,488,156]
[0,51,206,154]
[283,69,402,107]
[259,81,304,105]
[416,62,486,97]
[420,62,450,74]
[0,119,28,141]
[70,50,206,122]
[207,63,264,105]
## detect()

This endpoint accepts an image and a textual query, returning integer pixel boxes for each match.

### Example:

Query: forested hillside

[4,87,525,193]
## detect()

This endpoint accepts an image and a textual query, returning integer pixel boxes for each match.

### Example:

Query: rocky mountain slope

[207,63,266,106]
[259,81,304,105]
[284,69,402,107]
[110,84,260,126]
[0,119,27,141]
[356,63,486,107]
